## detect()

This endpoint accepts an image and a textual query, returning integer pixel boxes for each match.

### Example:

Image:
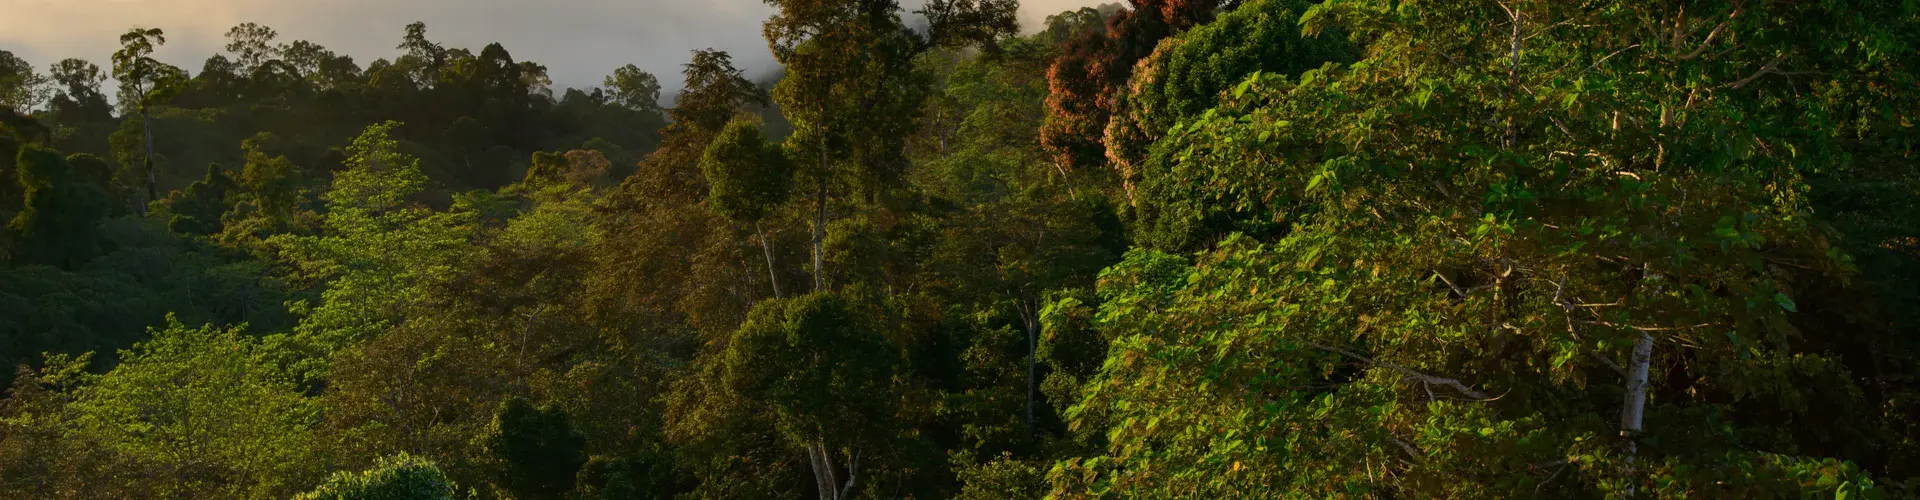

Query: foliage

[1,3,1917,498]
[156,163,238,235]
[0,50,51,112]
[953,451,1047,499]
[1041,0,1221,183]
[297,453,457,500]
[0,216,297,388]
[7,145,109,268]
[1103,0,1357,190]
[278,121,475,348]
[65,317,320,497]
[1047,0,1920,496]
[701,119,792,225]
[479,397,588,500]
[603,64,664,116]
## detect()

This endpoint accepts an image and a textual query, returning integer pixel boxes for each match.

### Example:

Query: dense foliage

[2,0,1917,498]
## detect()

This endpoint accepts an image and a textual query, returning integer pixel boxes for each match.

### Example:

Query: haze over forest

[1,0,1917,498]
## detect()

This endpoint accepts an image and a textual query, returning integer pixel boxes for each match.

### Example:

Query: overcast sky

[1,0,1109,96]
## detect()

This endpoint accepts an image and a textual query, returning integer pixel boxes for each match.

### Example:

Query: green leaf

[1775,293,1798,313]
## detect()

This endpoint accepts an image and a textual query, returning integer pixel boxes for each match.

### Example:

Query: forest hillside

[2,0,1918,498]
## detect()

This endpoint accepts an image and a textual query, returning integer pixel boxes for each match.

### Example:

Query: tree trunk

[142,107,158,208]
[806,439,841,500]
[806,441,834,500]
[1619,332,1653,490]
[757,222,783,298]
[1052,162,1078,200]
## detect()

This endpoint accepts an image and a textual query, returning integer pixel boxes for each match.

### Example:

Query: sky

[0,0,1110,96]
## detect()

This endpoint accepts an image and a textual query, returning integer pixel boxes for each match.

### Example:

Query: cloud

[0,0,1111,94]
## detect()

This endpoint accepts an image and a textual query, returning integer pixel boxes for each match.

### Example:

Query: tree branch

[1304,341,1493,400]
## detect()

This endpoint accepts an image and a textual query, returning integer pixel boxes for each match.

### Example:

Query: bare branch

[1306,341,1494,400]
[1577,320,1712,332]
[1549,279,1627,377]
[1722,55,1787,90]
[1390,435,1423,460]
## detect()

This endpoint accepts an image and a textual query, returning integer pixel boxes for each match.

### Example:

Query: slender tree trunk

[839,449,860,499]
[1501,3,1524,149]
[515,306,544,394]
[756,221,784,298]
[1619,332,1653,491]
[142,107,158,208]
[1052,162,1078,200]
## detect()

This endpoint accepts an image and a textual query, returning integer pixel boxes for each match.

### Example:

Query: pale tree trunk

[807,441,834,500]
[810,439,843,500]
[804,438,861,499]
[1051,162,1078,201]
[757,222,783,298]
[1619,332,1653,492]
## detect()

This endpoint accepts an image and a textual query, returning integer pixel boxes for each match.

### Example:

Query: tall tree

[0,50,50,112]
[713,292,905,500]
[396,21,447,86]
[603,64,664,116]
[224,22,282,73]
[622,49,767,206]
[111,27,187,207]
[276,121,475,347]
[45,58,111,126]
[762,0,1019,292]
[701,119,795,298]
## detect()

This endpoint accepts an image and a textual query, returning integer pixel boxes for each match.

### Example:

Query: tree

[237,133,301,224]
[763,0,1019,292]
[111,27,188,206]
[45,58,111,126]
[480,397,588,500]
[224,22,282,73]
[1048,0,1920,496]
[701,119,794,297]
[276,121,475,348]
[934,195,1121,435]
[713,292,904,500]
[603,64,663,116]
[7,145,109,268]
[396,22,447,86]
[67,318,320,497]
[297,453,456,500]
[1103,0,1355,205]
[0,50,50,112]
[621,49,767,207]
[157,164,238,235]
[1040,0,1221,201]
[574,456,645,500]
